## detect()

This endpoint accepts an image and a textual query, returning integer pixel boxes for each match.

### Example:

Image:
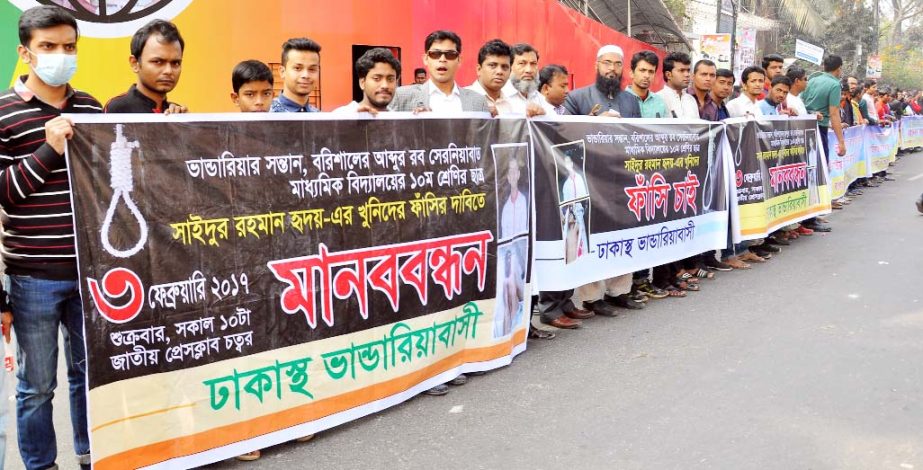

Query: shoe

[236,450,261,462]
[604,293,646,310]
[295,434,315,443]
[528,327,556,340]
[831,201,844,210]
[783,230,799,240]
[795,225,814,236]
[629,291,649,303]
[815,216,829,223]
[847,189,863,196]
[758,243,781,253]
[804,223,831,233]
[424,384,450,396]
[565,308,595,320]
[916,194,923,213]
[766,235,791,246]
[449,374,468,386]
[545,316,581,329]
[704,257,733,271]
[584,299,621,316]
[884,176,896,181]
[636,280,669,298]
[723,257,751,269]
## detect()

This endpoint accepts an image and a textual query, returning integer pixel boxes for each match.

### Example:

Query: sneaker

[636,280,669,299]
[629,291,649,303]
[795,225,814,236]
[424,384,450,396]
[449,374,468,386]
[604,293,645,310]
[704,257,733,271]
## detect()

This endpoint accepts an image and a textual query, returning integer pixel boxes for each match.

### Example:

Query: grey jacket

[389,83,490,113]
[563,84,641,118]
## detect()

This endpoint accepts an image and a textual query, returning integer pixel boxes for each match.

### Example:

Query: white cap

[596,45,624,59]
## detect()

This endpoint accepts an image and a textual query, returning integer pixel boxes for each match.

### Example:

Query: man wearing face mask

[564,45,640,118]
[0,6,102,470]
[105,19,187,114]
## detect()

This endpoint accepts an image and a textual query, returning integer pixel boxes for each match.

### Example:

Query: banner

[795,39,824,65]
[899,115,923,150]
[864,124,899,173]
[867,54,883,79]
[67,114,531,469]
[725,116,831,242]
[734,28,757,83]
[697,34,733,71]
[530,117,729,291]
[828,125,870,199]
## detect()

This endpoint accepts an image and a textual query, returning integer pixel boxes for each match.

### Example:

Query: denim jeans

[8,275,89,470]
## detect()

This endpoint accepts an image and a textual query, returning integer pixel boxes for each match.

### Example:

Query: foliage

[880,43,923,89]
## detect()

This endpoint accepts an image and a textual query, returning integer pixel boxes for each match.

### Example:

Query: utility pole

[874,0,880,53]
[628,0,632,37]
[730,0,738,74]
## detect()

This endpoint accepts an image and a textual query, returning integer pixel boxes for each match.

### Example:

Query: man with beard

[563,45,640,118]
[105,19,187,113]
[334,48,399,114]
[270,37,321,112]
[465,39,513,114]
[414,67,427,84]
[657,52,698,119]
[561,45,643,316]
[389,30,489,114]
[502,43,547,116]
[727,66,765,118]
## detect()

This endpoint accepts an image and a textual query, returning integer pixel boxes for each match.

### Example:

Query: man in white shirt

[784,65,808,116]
[502,43,547,116]
[539,64,569,115]
[465,39,513,114]
[500,156,529,239]
[862,78,879,125]
[727,66,766,118]
[389,30,489,113]
[333,48,399,114]
[657,52,699,119]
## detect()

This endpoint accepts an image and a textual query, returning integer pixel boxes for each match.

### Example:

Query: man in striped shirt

[2,6,102,469]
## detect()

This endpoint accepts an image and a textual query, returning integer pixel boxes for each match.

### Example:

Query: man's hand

[44,116,74,155]
[164,103,188,115]
[354,104,380,116]
[487,103,498,118]
[782,108,798,117]
[412,106,431,115]
[599,109,621,118]
[837,141,847,156]
[2,311,11,344]
[525,102,545,118]
[815,112,823,121]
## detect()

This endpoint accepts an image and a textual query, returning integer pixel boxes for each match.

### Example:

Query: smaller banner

[734,28,757,83]
[867,54,883,79]
[795,39,824,65]
[530,117,729,292]
[697,34,733,71]
[828,125,870,199]
[864,125,899,174]
[899,115,923,150]
[725,116,831,242]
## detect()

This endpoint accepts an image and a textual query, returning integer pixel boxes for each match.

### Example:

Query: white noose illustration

[101,124,148,258]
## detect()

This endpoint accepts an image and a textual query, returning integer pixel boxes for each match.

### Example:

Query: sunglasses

[426,49,459,60]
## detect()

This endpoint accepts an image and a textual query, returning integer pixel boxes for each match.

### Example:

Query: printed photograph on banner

[492,143,531,242]
[560,198,590,264]
[805,128,820,206]
[493,238,527,338]
[552,140,589,204]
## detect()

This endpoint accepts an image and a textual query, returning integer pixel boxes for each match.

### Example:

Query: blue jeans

[8,275,89,470]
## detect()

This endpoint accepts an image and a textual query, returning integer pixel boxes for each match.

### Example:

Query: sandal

[676,280,700,291]
[236,450,261,462]
[528,326,556,340]
[692,268,715,280]
[676,272,700,284]
[664,285,687,297]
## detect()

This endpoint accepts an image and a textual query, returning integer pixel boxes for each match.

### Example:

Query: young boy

[230,60,274,112]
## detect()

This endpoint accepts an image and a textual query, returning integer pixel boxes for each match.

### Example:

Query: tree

[889,0,923,43]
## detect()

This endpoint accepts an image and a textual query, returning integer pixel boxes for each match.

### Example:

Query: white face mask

[26,49,77,87]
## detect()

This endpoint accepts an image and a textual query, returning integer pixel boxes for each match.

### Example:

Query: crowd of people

[0,4,915,469]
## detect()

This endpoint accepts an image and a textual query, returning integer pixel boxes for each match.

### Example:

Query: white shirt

[657,87,699,119]
[726,94,765,118]
[332,101,361,113]
[504,86,545,115]
[561,173,588,201]
[862,94,878,123]
[785,93,807,117]
[427,80,463,113]
[465,80,513,114]
[500,190,528,239]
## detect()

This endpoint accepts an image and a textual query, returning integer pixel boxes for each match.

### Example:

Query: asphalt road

[6,151,923,470]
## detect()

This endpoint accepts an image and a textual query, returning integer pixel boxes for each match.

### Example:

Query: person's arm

[0,117,71,208]
[830,105,846,156]
[563,92,580,116]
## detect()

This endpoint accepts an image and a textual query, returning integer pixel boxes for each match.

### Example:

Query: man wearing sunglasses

[389,30,489,113]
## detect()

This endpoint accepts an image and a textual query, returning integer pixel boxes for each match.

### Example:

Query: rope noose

[101,124,149,258]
